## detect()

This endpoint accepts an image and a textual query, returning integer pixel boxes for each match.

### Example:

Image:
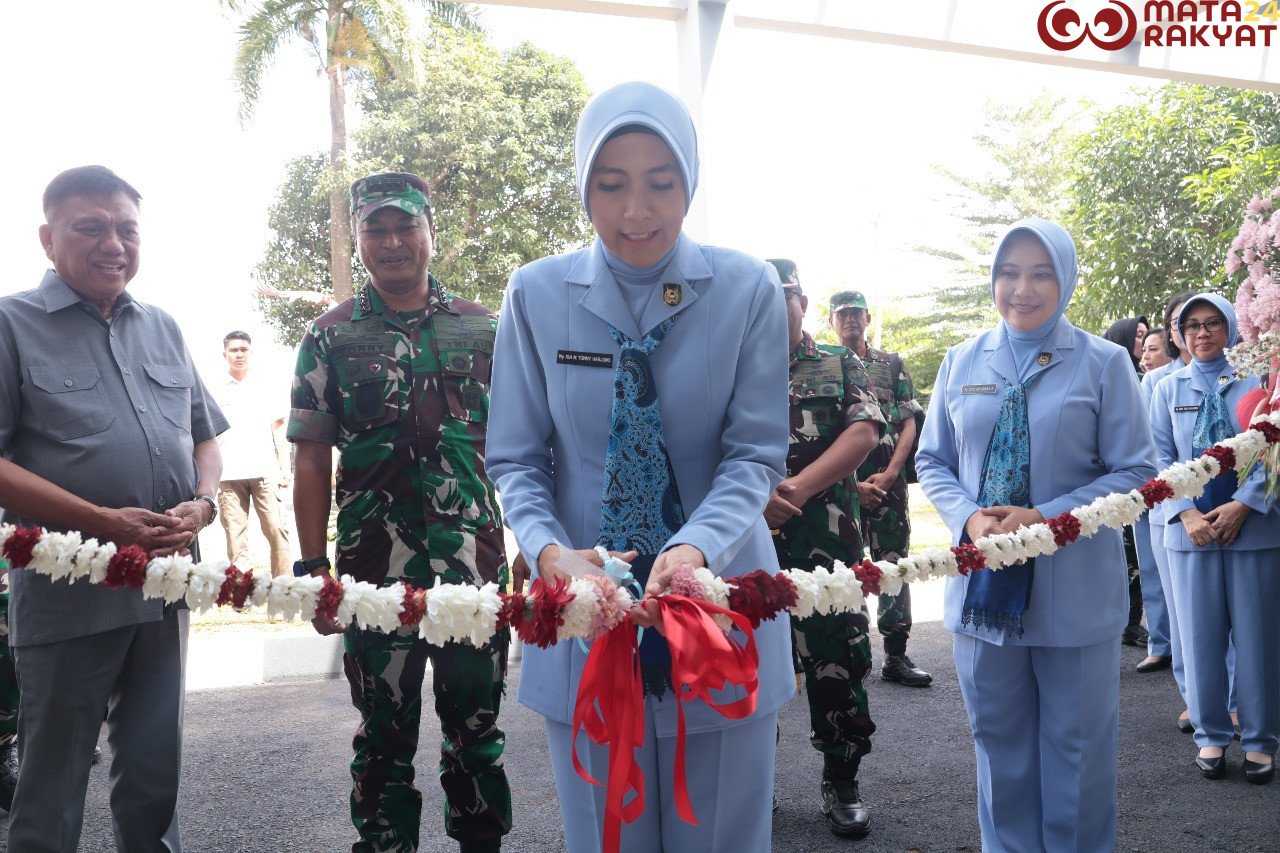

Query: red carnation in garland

[852,559,883,596]
[1,526,42,569]
[231,569,255,609]
[1046,512,1082,548]
[1138,479,1175,509]
[1202,445,1237,471]
[726,569,798,628]
[519,578,574,648]
[399,583,427,627]
[1256,422,1280,444]
[103,545,149,590]
[951,543,986,575]
[315,576,344,623]
[215,566,241,607]
[496,593,527,633]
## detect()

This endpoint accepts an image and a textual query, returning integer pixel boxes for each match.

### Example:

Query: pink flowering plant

[1226,187,1280,377]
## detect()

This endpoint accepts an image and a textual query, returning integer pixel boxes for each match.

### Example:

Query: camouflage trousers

[861,479,914,656]
[343,624,512,852]
[0,591,15,748]
[789,567,876,778]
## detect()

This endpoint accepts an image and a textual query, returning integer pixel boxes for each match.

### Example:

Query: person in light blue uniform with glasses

[487,82,793,852]
[916,218,1155,852]
[1150,292,1280,785]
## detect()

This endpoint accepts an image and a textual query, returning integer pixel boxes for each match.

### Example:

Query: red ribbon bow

[571,594,760,853]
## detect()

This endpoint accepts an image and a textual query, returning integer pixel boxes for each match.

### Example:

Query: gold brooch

[663,282,682,307]
[1037,352,1051,366]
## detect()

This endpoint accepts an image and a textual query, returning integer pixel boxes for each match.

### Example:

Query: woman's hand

[1179,508,1217,548]
[536,544,638,587]
[1203,500,1250,546]
[986,505,1045,533]
[629,544,707,631]
[964,509,1005,542]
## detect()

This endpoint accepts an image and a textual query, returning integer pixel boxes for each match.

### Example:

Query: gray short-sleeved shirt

[0,271,228,646]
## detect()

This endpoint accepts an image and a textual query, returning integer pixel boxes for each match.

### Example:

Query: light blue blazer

[487,235,794,735]
[916,318,1157,647]
[1141,360,1182,529]
[1149,364,1280,552]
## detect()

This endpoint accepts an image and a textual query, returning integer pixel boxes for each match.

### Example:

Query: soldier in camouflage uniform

[289,173,510,853]
[766,260,885,839]
[830,290,933,688]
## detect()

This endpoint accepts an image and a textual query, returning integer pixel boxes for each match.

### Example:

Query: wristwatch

[194,494,218,525]
[293,555,332,577]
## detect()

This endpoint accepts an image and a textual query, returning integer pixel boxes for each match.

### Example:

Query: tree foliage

[254,30,591,345]
[1065,84,1280,328]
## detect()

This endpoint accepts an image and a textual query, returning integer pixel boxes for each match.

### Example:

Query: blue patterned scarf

[598,317,685,695]
[1192,357,1236,513]
[962,373,1045,637]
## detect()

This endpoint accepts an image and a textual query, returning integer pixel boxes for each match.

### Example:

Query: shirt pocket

[336,354,401,430]
[143,363,195,433]
[27,364,115,440]
[440,348,490,424]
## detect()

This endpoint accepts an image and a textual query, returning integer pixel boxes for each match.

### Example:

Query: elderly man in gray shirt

[0,165,227,853]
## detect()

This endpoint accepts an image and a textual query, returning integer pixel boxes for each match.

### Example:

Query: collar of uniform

[566,234,711,288]
[38,269,145,316]
[861,344,889,364]
[351,274,456,323]
[791,331,820,362]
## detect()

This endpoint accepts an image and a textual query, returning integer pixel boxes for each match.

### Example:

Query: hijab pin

[1219,374,1229,384]
[1037,352,1051,366]
[663,282,682,307]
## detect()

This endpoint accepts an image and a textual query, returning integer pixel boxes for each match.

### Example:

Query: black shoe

[0,743,16,812]
[1196,751,1227,780]
[1121,624,1149,648]
[821,778,870,838]
[1135,655,1172,673]
[1176,716,1194,734]
[1243,757,1275,785]
[881,654,932,687]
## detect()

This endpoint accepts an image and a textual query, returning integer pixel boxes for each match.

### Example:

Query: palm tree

[223,0,479,303]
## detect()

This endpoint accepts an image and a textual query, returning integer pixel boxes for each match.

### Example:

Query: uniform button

[154,447,162,456]
[138,405,147,413]
[123,368,131,375]
[170,378,178,384]
[156,498,166,507]
[63,379,73,387]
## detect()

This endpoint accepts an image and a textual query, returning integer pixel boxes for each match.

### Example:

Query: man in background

[831,290,933,687]
[214,331,292,577]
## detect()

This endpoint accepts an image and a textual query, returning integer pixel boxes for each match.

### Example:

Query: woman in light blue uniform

[1150,293,1280,784]
[487,82,793,851]
[916,218,1155,852]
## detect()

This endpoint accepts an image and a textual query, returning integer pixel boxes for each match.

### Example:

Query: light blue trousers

[954,634,1119,853]
[1134,515,1172,656]
[545,708,777,853]
[1168,546,1280,754]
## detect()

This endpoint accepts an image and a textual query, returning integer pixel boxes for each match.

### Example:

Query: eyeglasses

[1179,318,1226,335]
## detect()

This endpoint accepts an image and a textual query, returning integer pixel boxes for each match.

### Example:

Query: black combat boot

[821,760,869,838]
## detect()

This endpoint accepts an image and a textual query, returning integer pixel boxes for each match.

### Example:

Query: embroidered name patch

[1174,405,1199,412]
[557,350,614,368]
[962,384,998,395]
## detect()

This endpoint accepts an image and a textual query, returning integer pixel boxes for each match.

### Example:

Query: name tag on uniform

[962,384,998,395]
[557,350,614,368]
[1174,405,1199,413]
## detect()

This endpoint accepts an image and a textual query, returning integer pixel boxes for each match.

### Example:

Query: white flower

[0,525,12,553]
[1071,504,1103,538]
[32,531,82,581]
[185,561,230,612]
[420,579,501,647]
[875,561,904,597]
[692,567,732,609]
[337,576,404,634]
[268,575,325,622]
[247,573,273,609]
[560,578,601,640]
[86,541,117,584]
[143,555,192,604]
[784,569,824,620]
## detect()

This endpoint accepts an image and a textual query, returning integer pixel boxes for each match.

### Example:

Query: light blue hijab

[991,218,1078,377]
[1176,292,1240,360]
[574,81,699,217]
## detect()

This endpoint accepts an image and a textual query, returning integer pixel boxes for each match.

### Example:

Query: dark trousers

[343,625,511,852]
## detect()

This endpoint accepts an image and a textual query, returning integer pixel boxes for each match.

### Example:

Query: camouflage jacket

[855,345,925,480]
[773,333,885,568]
[288,278,506,589]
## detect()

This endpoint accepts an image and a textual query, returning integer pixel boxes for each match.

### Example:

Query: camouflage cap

[767,258,803,295]
[829,290,868,312]
[350,172,431,222]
